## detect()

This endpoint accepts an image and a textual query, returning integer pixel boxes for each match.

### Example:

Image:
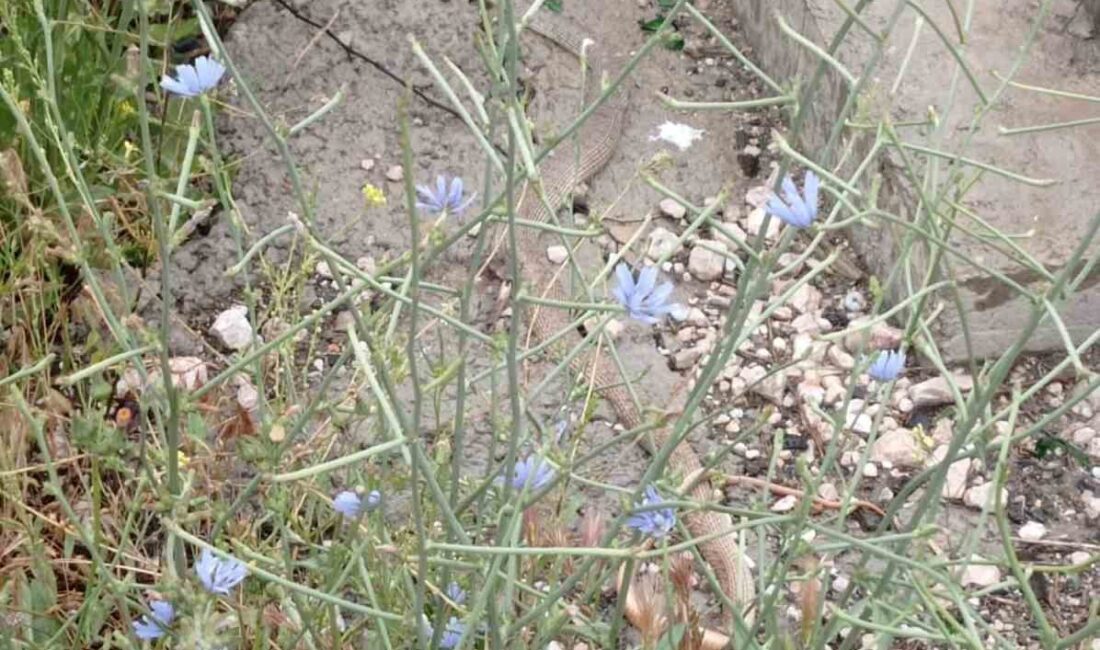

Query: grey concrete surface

[733,0,1100,360]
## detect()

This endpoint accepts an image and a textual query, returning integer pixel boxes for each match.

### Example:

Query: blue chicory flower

[445,581,467,605]
[132,600,175,640]
[439,616,465,649]
[416,175,476,216]
[160,55,226,97]
[766,171,820,229]
[333,490,363,519]
[365,489,382,511]
[194,548,248,595]
[611,263,677,325]
[868,349,906,382]
[497,455,555,491]
[626,485,677,539]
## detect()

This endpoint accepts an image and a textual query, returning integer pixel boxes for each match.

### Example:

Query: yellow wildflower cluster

[362,183,387,208]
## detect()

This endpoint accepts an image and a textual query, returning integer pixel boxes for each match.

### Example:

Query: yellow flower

[122,140,138,161]
[117,100,136,118]
[361,183,386,208]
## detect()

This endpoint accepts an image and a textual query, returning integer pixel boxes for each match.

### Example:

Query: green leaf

[639,16,665,32]
[546,0,564,11]
[662,32,685,51]
[147,17,200,47]
[1034,434,1089,466]
[657,0,676,8]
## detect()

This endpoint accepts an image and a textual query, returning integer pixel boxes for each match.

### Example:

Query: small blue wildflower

[868,349,906,382]
[132,600,174,640]
[611,263,677,325]
[160,55,226,97]
[766,171,820,229]
[365,489,382,511]
[626,485,677,539]
[439,616,465,649]
[445,581,467,605]
[416,175,476,216]
[194,548,248,595]
[333,490,363,519]
[496,455,555,491]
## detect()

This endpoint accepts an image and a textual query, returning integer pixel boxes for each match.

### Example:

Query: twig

[723,474,888,517]
[268,0,462,121]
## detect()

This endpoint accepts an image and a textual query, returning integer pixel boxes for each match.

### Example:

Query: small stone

[356,256,377,274]
[646,227,681,261]
[675,308,701,327]
[1086,493,1100,519]
[831,573,850,592]
[823,375,846,405]
[688,240,728,281]
[771,495,798,512]
[842,318,903,353]
[960,561,1001,588]
[897,397,914,413]
[909,373,975,408]
[315,260,333,278]
[360,158,375,171]
[745,449,762,460]
[772,305,794,321]
[797,378,826,405]
[931,419,954,445]
[744,185,771,208]
[862,462,879,478]
[963,480,1006,510]
[846,408,873,435]
[210,305,254,351]
[606,319,625,340]
[385,164,404,182]
[1072,426,1097,447]
[335,310,356,332]
[672,346,704,370]
[843,289,866,312]
[659,197,687,220]
[789,283,823,314]
[827,345,855,370]
[546,245,568,264]
[231,374,259,411]
[1069,551,1090,565]
[746,206,779,240]
[1017,521,1047,541]
[742,364,785,404]
[819,483,840,501]
[791,312,825,335]
[870,429,923,467]
[942,456,973,500]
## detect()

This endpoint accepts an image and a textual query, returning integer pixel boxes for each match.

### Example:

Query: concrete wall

[730,0,1100,360]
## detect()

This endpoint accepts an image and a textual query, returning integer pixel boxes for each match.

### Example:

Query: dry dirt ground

[149,0,1098,646]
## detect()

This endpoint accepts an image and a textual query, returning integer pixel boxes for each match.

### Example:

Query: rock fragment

[870,429,923,467]
[210,305,254,351]
[1017,521,1047,541]
[963,480,1005,510]
[659,197,687,220]
[646,227,680,261]
[959,560,1001,588]
[910,374,974,408]
[688,240,727,281]
[547,245,568,264]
